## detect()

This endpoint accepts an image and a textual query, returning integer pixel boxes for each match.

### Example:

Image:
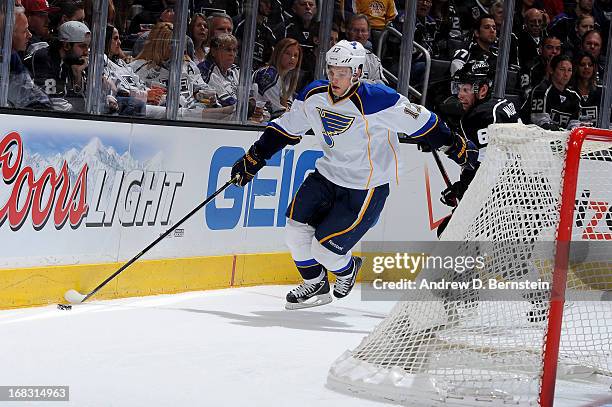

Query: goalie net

[327,124,612,406]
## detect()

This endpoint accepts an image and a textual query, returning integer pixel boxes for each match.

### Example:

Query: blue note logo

[316,107,355,148]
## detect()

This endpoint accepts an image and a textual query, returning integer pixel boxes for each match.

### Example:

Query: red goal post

[541,127,612,407]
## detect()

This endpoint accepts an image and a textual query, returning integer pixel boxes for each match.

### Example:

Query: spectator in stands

[558,14,597,56]
[129,22,208,109]
[265,0,289,39]
[593,0,611,47]
[188,12,209,65]
[517,8,546,70]
[448,0,491,40]
[429,0,458,58]
[198,33,240,107]
[25,20,91,112]
[352,0,397,32]
[489,0,504,31]
[346,11,372,50]
[522,54,582,130]
[127,0,171,34]
[22,0,59,53]
[235,0,278,70]
[9,6,52,109]
[252,37,302,118]
[519,34,562,97]
[50,0,85,31]
[581,29,604,82]
[131,4,197,59]
[310,21,339,52]
[346,14,386,83]
[450,14,498,76]
[514,0,547,33]
[103,24,162,116]
[282,0,318,89]
[207,12,233,41]
[570,50,602,125]
[549,0,594,46]
[308,21,339,76]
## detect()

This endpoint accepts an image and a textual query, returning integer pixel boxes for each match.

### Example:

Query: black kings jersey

[459,97,519,160]
[522,79,581,130]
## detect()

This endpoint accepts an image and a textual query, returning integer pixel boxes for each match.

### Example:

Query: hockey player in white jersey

[231,40,478,310]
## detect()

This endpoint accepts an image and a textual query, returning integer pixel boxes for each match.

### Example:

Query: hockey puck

[57,304,72,311]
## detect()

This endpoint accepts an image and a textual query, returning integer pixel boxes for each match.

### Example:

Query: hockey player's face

[457,84,477,111]
[551,61,573,89]
[327,66,354,96]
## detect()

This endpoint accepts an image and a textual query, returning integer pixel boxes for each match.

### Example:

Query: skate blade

[285,293,332,310]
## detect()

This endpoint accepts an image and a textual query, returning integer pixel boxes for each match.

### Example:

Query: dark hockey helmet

[451,60,494,95]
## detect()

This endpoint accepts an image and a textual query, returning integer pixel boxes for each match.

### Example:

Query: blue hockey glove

[231,146,266,187]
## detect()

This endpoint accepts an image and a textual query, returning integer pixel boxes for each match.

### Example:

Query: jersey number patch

[477,128,488,145]
[531,98,544,112]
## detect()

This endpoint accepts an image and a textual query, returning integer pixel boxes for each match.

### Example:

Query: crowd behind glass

[2,0,611,128]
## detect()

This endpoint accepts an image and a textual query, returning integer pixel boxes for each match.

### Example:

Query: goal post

[541,127,612,407]
[327,124,612,406]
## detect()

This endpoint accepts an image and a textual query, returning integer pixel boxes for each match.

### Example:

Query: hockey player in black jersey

[521,54,582,130]
[440,60,519,212]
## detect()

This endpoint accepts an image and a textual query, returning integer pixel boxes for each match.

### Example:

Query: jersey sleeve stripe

[410,112,439,139]
[267,122,301,141]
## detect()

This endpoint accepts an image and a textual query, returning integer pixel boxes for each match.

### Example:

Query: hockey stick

[398,133,457,207]
[63,176,238,305]
[430,149,458,207]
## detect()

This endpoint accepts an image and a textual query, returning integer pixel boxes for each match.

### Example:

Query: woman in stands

[188,12,209,65]
[129,22,208,110]
[570,51,603,126]
[197,33,240,107]
[252,37,302,119]
[102,24,165,115]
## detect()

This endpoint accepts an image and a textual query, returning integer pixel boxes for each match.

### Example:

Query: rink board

[0,113,460,308]
[2,116,609,308]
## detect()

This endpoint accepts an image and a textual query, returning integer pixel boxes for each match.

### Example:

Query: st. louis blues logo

[316,107,355,148]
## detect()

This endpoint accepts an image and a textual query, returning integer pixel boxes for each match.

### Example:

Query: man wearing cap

[25,20,91,112]
[22,0,59,53]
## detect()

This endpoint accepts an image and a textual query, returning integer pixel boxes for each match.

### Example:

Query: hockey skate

[333,257,363,299]
[285,274,333,310]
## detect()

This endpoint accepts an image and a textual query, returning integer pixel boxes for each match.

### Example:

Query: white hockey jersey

[270,80,441,190]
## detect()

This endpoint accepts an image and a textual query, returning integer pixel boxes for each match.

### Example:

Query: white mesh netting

[327,124,612,406]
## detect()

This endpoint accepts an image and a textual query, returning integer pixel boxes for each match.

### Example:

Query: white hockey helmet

[325,40,366,79]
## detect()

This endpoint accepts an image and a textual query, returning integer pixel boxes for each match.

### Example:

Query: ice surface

[1,285,610,407]
[0,285,392,407]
